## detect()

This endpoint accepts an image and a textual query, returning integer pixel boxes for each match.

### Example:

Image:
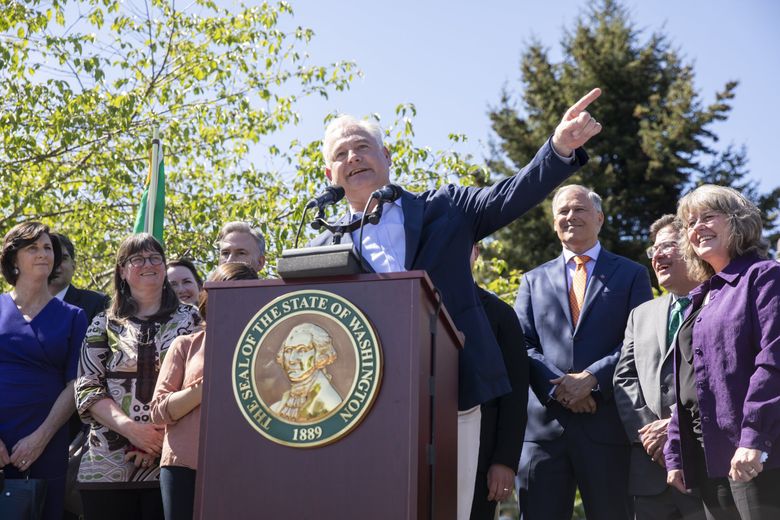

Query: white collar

[562,241,601,264]
[349,197,404,219]
[53,285,70,301]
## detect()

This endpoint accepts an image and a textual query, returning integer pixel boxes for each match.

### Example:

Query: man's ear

[383,146,391,164]
[325,167,332,182]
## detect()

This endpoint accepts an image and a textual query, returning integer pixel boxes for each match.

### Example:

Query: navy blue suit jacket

[63,285,110,325]
[515,249,652,443]
[311,139,587,410]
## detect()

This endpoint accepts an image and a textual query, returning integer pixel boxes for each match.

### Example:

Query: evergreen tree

[484,0,778,274]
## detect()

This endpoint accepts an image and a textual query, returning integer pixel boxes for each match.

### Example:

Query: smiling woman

[74,233,200,520]
[665,185,780,518]
[166,259,203,307]
[0,222,88,520]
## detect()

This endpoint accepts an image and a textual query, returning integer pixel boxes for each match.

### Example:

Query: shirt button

[702,416,710,422]
[696,317,702,322]
[694,349,703,356]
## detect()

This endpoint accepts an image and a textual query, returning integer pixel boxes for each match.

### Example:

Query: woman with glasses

[75,234,200,520]
[0,222,88,520]
[665,185,780,519]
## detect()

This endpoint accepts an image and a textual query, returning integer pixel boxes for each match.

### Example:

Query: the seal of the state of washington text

[232,290,382,448]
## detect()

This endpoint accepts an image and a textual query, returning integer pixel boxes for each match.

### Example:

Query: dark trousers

[160,466,196,520]
[688,442,780,520]
[697,469,780,520]
[634,486,706,520]
[81,487,164,520]
[517,420,632,520]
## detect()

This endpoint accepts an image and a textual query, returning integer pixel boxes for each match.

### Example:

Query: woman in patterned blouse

[75,234,200,520]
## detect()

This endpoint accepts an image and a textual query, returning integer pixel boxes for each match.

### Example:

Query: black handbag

[0,469,47,520]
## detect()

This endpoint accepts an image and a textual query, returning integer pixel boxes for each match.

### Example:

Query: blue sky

[270,0,778,191]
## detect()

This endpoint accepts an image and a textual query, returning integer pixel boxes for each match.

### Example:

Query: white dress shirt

[53,285,69,301]
[562,241,601,292]
[350,199,406,273]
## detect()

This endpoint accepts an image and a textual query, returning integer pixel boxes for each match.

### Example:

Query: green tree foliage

[1,0,357,288]
[697,146,780,250]
[484,0,779,276]
[1,0,483,291]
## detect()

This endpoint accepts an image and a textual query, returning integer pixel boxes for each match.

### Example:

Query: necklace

[11,291,52,321]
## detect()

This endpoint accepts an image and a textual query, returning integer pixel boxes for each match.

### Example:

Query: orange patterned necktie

[569,255,591,326]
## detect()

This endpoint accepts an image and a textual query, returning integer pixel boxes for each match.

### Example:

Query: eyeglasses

[685,211,724,229]
[124,254,164,267]
[645,241,678,259]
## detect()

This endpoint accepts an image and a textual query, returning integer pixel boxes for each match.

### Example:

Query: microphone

[305,185,345,210]
[370,184,403,203]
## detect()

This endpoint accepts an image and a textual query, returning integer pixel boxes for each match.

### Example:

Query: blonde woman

[665,185,780,519]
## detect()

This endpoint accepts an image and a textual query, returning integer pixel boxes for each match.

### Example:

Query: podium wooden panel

[194,272,462,519]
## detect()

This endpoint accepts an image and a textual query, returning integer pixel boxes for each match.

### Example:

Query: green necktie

[667,296,691,346]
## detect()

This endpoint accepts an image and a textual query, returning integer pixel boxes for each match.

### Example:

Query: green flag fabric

[133,134,165,243]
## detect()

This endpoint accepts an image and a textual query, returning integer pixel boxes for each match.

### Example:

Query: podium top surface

[204,270,464,348]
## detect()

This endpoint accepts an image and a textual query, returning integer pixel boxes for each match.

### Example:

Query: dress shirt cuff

[551,144,576,164]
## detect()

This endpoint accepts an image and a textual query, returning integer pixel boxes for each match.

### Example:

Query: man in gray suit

[614,215,704,520]
[515,184,653,520]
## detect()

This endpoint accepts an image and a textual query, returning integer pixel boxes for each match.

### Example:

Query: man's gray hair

[649,214,681,242]
[217,221,266,256]
[551,184,603,213]
[322,115,384,166]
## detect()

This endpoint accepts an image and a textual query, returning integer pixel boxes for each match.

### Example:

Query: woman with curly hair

[665,185,780,519]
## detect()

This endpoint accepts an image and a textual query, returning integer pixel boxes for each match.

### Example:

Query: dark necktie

[136,321,158,404]
[667,296,691,347]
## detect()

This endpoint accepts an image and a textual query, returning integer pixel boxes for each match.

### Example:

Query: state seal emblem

[232,290,383,447]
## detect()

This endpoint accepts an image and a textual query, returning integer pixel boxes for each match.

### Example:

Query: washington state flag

[133,130,165,243]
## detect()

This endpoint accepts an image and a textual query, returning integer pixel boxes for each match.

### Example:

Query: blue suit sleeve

[515,273,565,405]
[448,138,587,242]
[584,264,653,401]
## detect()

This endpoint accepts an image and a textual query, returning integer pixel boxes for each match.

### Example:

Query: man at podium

[309,88,603,519]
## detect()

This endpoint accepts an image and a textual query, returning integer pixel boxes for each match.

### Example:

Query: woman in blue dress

[0,222,88,520]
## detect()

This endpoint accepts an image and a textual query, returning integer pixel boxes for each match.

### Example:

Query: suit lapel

[653,294,672,365]
[401,190,423,270]
[658,294,675,363]
[63,285,78,306]
[545,255,573,331]
[576,250,619,333]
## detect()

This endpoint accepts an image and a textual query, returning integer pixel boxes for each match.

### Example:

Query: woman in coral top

[151,262,257,520]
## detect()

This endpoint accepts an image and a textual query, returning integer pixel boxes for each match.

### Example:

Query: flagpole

[147,127,161,233]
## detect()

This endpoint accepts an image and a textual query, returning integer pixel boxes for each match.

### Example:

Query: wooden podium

[194,272,462,519]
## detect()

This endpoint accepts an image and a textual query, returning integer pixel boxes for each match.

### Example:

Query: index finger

[566,88,602,119]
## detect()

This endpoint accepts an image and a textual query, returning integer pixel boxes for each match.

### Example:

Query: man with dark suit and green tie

[614,215,705,520]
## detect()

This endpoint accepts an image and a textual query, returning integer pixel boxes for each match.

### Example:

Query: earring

[13,266,19,275]
[120,279,127,295]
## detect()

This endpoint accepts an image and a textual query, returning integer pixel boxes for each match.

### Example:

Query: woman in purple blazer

[665,185,780,519]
